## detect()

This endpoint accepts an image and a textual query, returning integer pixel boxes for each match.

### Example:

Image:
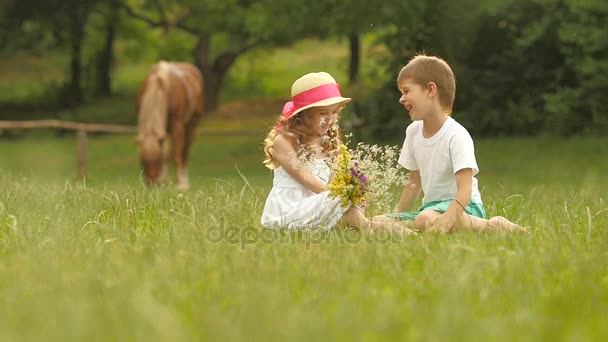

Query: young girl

[376,55,527,233]
[261,72,413,233]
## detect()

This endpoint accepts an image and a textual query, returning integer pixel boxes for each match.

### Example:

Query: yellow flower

[327,144,368,207]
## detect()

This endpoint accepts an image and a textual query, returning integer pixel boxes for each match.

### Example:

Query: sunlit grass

[0,53,67,103]
[222,38,349,103]
[0,136,607,341]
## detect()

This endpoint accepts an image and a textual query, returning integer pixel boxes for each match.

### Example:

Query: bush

[360,0,608,138]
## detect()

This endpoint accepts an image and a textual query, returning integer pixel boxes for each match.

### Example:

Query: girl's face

[308,103,342,136]
[398,78,434,121]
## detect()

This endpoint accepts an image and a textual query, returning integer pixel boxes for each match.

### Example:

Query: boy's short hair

[398,54,456,112]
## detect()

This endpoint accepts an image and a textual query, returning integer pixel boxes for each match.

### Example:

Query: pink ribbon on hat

[277,83,342,130]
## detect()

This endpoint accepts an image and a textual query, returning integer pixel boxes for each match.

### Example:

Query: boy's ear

[427,82,438,97]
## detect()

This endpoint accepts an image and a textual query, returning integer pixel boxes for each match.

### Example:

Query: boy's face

[308,104,342,136]
[398,78,434,121]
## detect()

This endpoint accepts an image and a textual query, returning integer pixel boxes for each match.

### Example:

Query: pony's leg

[171,119,189,190]
[175,116,200,191]
[176,167,189,191]
[159,138,170,183]
[181,117,200,172]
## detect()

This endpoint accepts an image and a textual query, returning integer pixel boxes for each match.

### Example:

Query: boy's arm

[433,168,473,232]
[395,170,422,212]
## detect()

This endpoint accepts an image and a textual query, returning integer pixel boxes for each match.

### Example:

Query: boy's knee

[415,210,438,231]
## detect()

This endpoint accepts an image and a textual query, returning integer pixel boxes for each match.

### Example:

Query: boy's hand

[430,213,458,233]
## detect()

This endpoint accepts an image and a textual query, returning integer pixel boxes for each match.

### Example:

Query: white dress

[261,158,351,230]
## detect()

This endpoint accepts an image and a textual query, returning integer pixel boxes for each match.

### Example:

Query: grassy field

[1,132,607,341]
[1,37,607,341]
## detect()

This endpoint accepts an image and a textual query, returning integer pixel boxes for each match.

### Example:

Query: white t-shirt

[398,117,482,205]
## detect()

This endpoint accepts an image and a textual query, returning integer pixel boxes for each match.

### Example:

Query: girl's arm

[272,134,326,193]
[395,170,422,212]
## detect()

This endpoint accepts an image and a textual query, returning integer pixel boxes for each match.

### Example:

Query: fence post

[77,129,88,179]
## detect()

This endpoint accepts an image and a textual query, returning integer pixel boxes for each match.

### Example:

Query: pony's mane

[138,61,171,141]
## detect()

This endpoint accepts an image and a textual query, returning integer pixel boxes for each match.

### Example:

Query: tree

[94,4,120,96]
[459,0,608,136]
[119,0,317,112]
[318,0,399,86]
[0,0,56,55]
[543,0,608,134]
[353,0,474,140]
[2,0,105,106]
[357,0,608,138]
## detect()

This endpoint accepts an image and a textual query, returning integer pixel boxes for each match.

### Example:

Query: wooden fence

[0,119,265,178]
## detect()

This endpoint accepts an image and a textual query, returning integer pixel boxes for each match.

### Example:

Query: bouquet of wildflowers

[348,142,409,213]
[327,144,368,208]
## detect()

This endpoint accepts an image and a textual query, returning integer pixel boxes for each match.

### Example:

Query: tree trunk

[202,73,221,113]
[95,6,117,96]
[65,7,88,106]
[193,36,239,113]
[194,37,214,111]
[348,33,360,85]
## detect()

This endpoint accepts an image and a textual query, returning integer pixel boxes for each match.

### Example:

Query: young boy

[375,54,526,233]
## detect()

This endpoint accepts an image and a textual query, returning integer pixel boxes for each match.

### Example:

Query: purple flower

[359,173,368,184]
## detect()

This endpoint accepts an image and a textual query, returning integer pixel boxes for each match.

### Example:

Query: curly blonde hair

[263,109,343,170]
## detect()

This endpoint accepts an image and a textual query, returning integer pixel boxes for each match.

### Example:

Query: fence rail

[0,119,137,133]
[0,120,266,136]
[0,119,266,178]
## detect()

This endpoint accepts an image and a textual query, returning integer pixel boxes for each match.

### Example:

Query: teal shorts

[384,200,486,221]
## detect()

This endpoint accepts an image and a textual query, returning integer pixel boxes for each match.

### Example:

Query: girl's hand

[272,134,326,193]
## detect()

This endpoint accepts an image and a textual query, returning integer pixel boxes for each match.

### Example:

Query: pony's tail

[138,62,170,141]
[263,127,278,170]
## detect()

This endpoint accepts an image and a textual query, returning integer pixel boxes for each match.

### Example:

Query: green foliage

[156,31,197,61]
[362,0,608,138]
[355,0,490,141]
[1,0,606,137]
[113,13,159,63]
[0,39,352,121]
[544,0,608,134]
[222,39,350,102]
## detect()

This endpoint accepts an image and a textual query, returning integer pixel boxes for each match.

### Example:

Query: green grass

[1,136,607,341]
[1,36,607,341]
[0,53,67,103]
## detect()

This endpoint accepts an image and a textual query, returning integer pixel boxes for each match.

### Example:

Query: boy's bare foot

[392,223,417,236]
[488,216,528,233]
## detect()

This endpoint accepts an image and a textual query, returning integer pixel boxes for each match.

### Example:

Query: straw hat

[281,72,351,119]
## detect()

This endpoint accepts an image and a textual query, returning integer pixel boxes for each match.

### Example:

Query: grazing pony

[136,61,204,190]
